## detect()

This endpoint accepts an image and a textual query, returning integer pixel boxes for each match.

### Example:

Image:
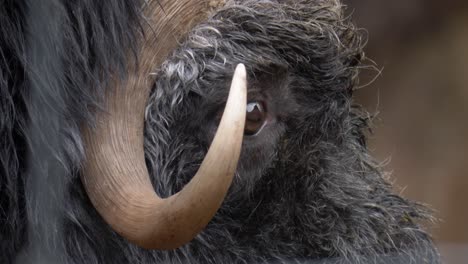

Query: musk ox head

[136,1,438,261]
[1,0,439,263]
[74,0,437,261]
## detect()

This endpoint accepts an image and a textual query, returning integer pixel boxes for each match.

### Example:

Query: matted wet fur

[0,0,439,263]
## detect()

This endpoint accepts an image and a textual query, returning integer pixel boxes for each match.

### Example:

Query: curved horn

[81,1,246,250]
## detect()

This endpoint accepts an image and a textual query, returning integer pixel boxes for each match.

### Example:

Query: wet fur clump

[0,0,439,263]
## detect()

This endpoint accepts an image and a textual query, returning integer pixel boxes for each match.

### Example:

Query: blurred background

[343,1,468,263]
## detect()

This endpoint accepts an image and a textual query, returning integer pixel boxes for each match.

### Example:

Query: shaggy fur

[0,1,28,261]
[0,0,439,263]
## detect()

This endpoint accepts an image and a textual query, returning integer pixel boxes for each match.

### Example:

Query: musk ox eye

[245,101,267,136]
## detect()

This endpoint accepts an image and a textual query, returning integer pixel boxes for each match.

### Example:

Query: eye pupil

[245,101,266,136]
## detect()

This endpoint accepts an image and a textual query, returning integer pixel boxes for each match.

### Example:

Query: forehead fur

[150,0,363,105]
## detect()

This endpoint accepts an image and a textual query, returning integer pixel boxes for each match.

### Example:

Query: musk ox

[0,0,439,263]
